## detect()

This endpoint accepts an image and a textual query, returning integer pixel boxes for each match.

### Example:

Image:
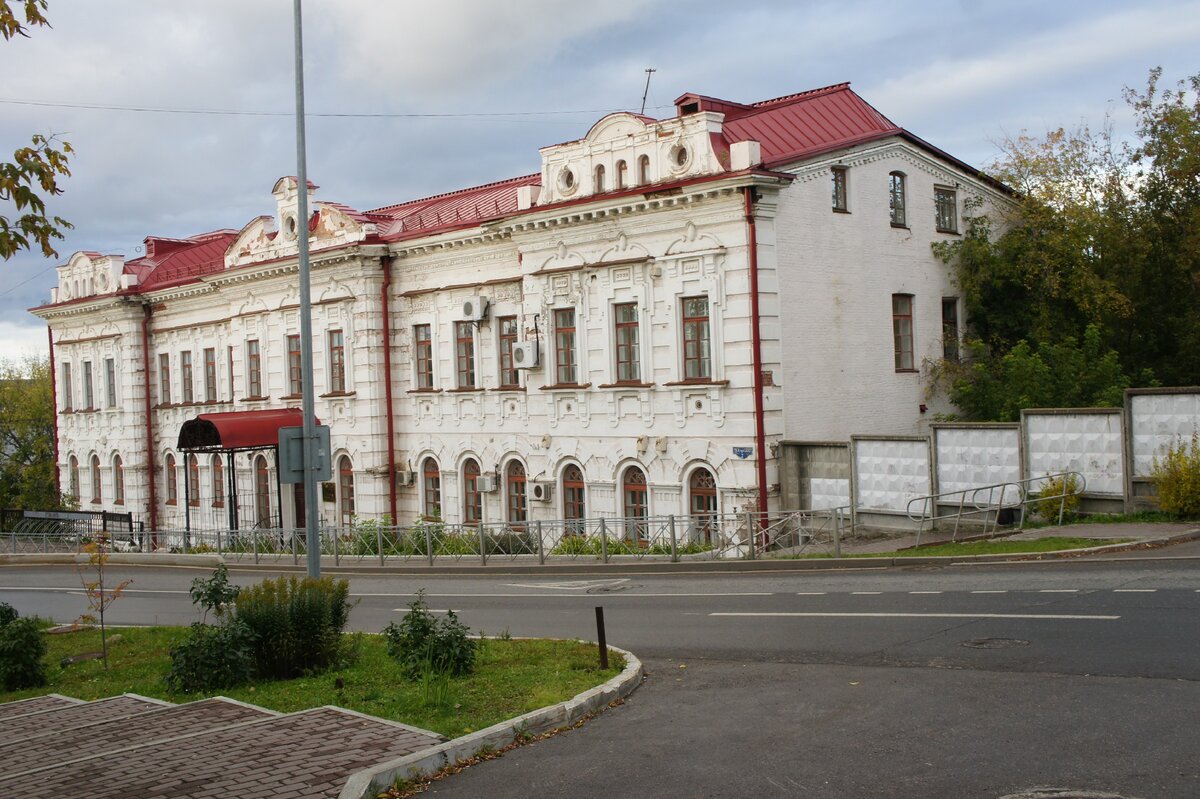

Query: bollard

[595,606,609,670]
[668,515,679,563]
[833,508,842,559]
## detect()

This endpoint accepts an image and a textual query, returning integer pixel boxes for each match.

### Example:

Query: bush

[1034,473,1082,522]
[383,591,475,680]
[0,602,18,628]
[0,616,47,690]
[234,575,353,679]
[1151,432,1200,516]
[165,620,257,693]
[189,564,240,622]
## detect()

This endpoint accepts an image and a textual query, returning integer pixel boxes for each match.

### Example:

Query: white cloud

[0,322,49,360]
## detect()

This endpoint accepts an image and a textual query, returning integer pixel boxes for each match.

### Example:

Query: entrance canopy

[177,409,320,452]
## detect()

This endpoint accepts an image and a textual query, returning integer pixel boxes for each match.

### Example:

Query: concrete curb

[0,552,224,567]
[337,643,643,799]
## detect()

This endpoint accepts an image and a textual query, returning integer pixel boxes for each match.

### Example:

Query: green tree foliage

[0,1,73,260]
[933,68,1199,419]
[0,356,68,509]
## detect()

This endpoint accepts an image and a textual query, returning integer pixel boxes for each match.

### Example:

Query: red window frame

[681,296,711,380]
[287,335,302,395]
[329,329,346,393]
[893,294,915,371]
[614,303,640,383]
[455,321,476,388]
[562,464,585,530]
[689,467,718,543]
[180,351,193,404]
[463,459,482,524]
[622,466,648,542]
[554,308,577,385]
[254,454,271,527]
[203,348,217,403]
[212,455,225,508]
[422,457,442,519]
[414,324,434,389]
[90,454,102,504]
[113,455,124,505]
[506,460,527,528]
[165,453,178,505]
[187,454,200,507]
[247,340,262,398]
[338,455,355,526]
[498,316,519,389]
[158,353,171,405]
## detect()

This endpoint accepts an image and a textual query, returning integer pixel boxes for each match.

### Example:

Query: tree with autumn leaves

[932,68,1200,421]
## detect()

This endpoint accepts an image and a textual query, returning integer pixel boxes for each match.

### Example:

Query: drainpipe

[743,187,769,519]
[141,305,159,532]
[381,254,398,523]
[47,327,61,499]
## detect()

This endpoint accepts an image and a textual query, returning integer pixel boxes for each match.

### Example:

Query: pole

[639,68,656,115]
[293,0,321,577]
[594,606,609,670]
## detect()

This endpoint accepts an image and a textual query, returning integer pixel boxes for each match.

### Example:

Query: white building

[30,82,1010,533]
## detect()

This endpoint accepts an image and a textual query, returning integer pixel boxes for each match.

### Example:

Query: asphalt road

[2,557,1198,797]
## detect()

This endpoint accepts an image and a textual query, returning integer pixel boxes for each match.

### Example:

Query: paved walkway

[831,520,1199,555]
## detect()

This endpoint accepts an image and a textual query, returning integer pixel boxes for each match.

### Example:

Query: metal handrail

[906,471,1087,546]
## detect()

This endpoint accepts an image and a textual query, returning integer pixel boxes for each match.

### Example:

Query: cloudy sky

[1,0,1197,357]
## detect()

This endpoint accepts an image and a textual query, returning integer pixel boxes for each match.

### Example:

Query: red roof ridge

[749,82,853,109]
[369,173,541,216]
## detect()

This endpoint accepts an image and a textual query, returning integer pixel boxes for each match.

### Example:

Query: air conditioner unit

[462,296,490,321]
[512,341,540,369]
[477,474,499,493]
[530,481,554,502]
[396,470,415,487]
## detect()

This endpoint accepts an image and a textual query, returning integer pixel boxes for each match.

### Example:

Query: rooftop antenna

[640,68,656,115]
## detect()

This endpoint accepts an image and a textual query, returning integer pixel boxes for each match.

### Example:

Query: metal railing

[905,471,1087,546]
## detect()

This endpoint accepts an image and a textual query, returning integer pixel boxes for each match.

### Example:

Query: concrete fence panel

[932,424,1020,501]
[1022,409,1123,498]
[851,436,931,515]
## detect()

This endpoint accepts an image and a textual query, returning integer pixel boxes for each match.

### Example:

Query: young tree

[0,355,66,509]
[0,0,73,261]
[76,529,132,669]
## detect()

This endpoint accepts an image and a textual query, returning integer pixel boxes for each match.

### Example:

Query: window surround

[246,340,263,399]
[637,154,651,186]
[286,335,302,396]
[113,454,125,505]
[615,160,628,191]
[90,454,102,504]
[594,164,606,193]
[338,455,355,527]
[104,358,117,408]
[328,329,346,393]
[413,323,434,390]
[613,302,641,385]
[158,353,172,406]
[889,171,907,227]
[681,295,712,382]
[462,458,482,524]
[165,453,178,505]
[61,362,73,412]
[212,455,225,508]
[180,351,194,404]
[422,457,442,520]
[831,166,849,213]
[941,297,960,362]
[935,185,958,234]
[187,454,200,507]
[455,321,476,389]
[892,293,915,372]
[553,307,579,386]
[497,316,520,389]
[561,463,586,531]
[506,459,527,529]
[82,361,94,410]
[203,348,217,403]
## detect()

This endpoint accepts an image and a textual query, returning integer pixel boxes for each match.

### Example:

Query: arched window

[594,164,606,193]
[254,454,271,527]
[211,455,225,508]
[68,455,79,500]
[338,455,355,527]
[506,460,526,529]
[462,459,482,524]
[562,464,586,534]
[90,454,102,504]
[165,454,178,505]
[689,467,718,543]
[622,465,648,543]
[638,154,651,186]
[187,454,200,507]
[422,457,441,519]
[615,160,628,190]
[889,171,906,226]
[113,455,125,505]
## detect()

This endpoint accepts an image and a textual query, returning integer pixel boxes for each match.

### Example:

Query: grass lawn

[0,627,624,738]
[790,536,1135,559]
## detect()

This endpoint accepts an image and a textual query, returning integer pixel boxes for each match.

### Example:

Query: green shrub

[165,620,257,693]
[189,564,240,622]
[1034,474,1082,522]
[235,575,354,679]
[1151,432,1200,516]
[0,616,47,690]
[383,591,475,679]
[0,602,18,628]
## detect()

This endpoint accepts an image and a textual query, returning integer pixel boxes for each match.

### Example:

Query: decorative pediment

[53,251,125,303]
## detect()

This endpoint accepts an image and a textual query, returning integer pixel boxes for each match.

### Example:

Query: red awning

[176,408,320,451]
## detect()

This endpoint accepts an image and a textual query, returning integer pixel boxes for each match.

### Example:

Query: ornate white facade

[31,83,1009,531]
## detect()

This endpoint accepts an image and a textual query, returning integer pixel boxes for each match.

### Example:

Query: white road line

[709,612,1120,620]
[390,592,775,598]
[971,590,1007,594]
[1113,589,1156,593]
[0,586,188,594]
[394,608,454,614]
[851,591,882,595]
[910,591,943,594]
[796,592,827,596]
[1038,589,1079,593]
[505,578,630,590]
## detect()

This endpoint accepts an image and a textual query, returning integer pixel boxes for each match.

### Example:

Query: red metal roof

[126,230,240,291]
[177,408,320,451]
[370,173,541,241]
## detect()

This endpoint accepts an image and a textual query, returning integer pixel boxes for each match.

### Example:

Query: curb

[337,643,643,799]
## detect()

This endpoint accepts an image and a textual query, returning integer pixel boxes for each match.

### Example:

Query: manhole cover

[999,790,1143,799]
[962,637,1030,649]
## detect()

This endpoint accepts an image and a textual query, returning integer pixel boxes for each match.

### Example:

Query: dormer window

[594,164,606,193]
[616,160,627,190]
[680,102,700,114]
[638,155,651,185]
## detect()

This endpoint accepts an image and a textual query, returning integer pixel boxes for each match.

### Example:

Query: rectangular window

[61,362,72,412]
[203,348,217,403]
[158,353,171,405]
[413,324,433,389]
[82,361,94,409]
[831,166,848,212]
[498,316,519,388]
[554,308,577,385]
[893,294,915,371]
[180,351,193,404]
[227,346,235,401]
[889,172,907,226]
[935,186,958,233]
[246,340,262,398]
[614,303,641,383]
[328,330,346,393]
[942,297,960,362]
[682,296,712,380]
[286,335,302,395]
[104,358,116,408]
[455,321,476,388]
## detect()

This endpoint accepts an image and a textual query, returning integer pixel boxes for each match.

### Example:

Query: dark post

[594,606,609,669]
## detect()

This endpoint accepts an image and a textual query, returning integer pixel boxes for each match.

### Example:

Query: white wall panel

[1025,412,1123,496]
[934,427,1020,500]
[853,438,931,512]
[1130,393,1200,477]
[809,477,851,510]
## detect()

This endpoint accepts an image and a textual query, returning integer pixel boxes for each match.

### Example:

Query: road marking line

[394,608,454,613]
[851,591,882,595]
[796,592,827,595]
[909,591,943,594]
[1038,589,1079,593]
[971,590,1007,594]
[708,612,1120,620]
[0,586,189,594]
[505,578,630,590]
[1112,589,1156,593]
